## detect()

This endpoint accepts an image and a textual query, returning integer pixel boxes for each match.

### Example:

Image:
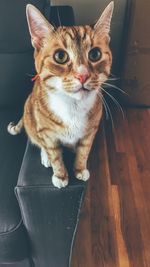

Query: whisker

[98,92,115,130]
[107,77,120,81]
[103,95,115,130]
[100,86,125,119]
[103,82,128,96]
[110,72,117,78]
[26,73,35,77]
[98,92,109,120]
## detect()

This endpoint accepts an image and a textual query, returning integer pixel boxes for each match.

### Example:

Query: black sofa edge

[0,219,30,264]
[15,184,86,267]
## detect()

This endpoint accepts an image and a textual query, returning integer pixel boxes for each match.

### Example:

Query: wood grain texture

[71,108,150,267]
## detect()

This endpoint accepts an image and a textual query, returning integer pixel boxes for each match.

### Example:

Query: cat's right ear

[94,1,114,36]
[26,4,54,50]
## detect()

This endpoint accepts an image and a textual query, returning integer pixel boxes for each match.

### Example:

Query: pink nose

[75,73,89,84]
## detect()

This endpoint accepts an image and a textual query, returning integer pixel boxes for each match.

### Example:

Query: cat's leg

[74,129,98,181]
[43,144,69,188]
[41,148,51,168]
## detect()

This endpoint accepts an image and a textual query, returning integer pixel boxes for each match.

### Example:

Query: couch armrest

[16,142,86,267]
[15,182,85,267]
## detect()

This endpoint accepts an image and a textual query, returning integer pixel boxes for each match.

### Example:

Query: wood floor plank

[71,108,150,267]
[139,170,150,215]
[111,185,130,267]
[89,127,118,267]
[127,155,150,267]
[113,110,134,154]
[110,152,145,267]
[104,118,119,185]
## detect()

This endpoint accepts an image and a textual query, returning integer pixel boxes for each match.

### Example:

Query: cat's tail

[7,118,23,135]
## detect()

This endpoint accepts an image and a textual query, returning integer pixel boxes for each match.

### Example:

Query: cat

[7,2,114,188]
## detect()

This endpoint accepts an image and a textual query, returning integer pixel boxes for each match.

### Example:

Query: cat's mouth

[81,87,90,92]
[70,86,93,100]
[75,86,90,93]
[68,86,93,100]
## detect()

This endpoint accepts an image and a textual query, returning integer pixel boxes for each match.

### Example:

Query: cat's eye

[54,49,69,64]
[88,47,102,62]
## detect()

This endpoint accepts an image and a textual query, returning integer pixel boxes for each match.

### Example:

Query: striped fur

[8,3,114,188]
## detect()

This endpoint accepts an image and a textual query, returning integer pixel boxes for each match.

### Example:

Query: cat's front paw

[75,169,90,182]
[41,149,51,168]
[52,175,69,189]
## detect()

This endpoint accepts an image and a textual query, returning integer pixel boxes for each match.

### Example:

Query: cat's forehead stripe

[60,26,93,50]
[58,27,74,40]
[61,26,90,39]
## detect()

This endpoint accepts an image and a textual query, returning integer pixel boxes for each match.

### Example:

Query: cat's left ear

[94,1,114,35]
[26,4,54,50]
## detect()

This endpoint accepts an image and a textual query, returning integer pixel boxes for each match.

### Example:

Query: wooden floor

[71,108,150,267]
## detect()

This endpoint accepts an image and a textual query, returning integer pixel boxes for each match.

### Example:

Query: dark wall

[121,0,150,106]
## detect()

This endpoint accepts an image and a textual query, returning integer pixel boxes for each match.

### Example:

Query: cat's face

[26,2,114,100]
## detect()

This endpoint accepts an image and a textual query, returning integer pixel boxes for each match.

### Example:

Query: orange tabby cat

[8,2,114,188]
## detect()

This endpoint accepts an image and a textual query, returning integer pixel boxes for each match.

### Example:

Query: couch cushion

[0,52,34,109]
[0,109,29,262]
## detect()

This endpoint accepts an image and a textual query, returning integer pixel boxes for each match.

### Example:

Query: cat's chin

[69,90,88,100]
[69,87,93,100]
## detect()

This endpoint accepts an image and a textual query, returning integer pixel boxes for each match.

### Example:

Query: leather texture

[0,53,34,109]
[0,110,29,262]
[16,135,86,267]
[16,184,85,267]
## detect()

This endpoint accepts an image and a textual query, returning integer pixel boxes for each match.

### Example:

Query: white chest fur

[48,92,97,145]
